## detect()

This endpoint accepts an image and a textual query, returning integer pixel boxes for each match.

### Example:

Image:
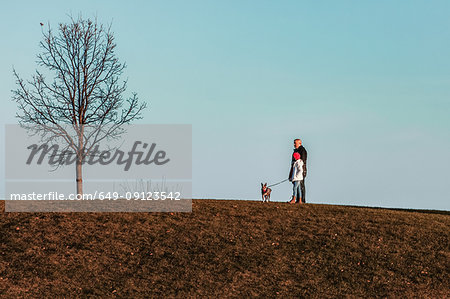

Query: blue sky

[1,1,449,209]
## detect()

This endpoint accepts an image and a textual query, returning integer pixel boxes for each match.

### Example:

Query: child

[289,152,304,204]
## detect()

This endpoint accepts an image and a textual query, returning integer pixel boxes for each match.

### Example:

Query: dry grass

[0,199,449,297]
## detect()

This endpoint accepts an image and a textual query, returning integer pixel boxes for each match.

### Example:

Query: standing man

[288,139,307,203]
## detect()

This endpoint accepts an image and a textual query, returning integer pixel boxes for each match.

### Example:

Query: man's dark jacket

[289,145,307,179]
[292,145,307,165]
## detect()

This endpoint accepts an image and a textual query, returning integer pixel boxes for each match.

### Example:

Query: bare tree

[12,14,147,195]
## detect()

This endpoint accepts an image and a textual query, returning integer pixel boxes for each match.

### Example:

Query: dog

[261,183,272,202]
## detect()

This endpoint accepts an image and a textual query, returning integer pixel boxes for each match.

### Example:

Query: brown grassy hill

[0,199,449,297]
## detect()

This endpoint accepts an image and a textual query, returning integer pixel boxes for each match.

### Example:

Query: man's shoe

[288,196,296,204]
[296,197,302,204]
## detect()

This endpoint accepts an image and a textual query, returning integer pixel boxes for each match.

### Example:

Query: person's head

[293,152,301,161]
[294,139,302,149]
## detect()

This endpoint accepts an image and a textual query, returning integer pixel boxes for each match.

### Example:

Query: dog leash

[267,179,289,188]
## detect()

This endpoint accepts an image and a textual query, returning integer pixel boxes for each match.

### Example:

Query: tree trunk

[76,126,84,196]
[76,158,83,196]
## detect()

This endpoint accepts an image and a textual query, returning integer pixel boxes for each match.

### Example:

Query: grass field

[0,199,449,297]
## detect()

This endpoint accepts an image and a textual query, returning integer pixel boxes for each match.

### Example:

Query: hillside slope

[0,200,449,297]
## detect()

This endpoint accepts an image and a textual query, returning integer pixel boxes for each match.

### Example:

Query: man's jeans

[301,167,307,203]
[300,179,306,203]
